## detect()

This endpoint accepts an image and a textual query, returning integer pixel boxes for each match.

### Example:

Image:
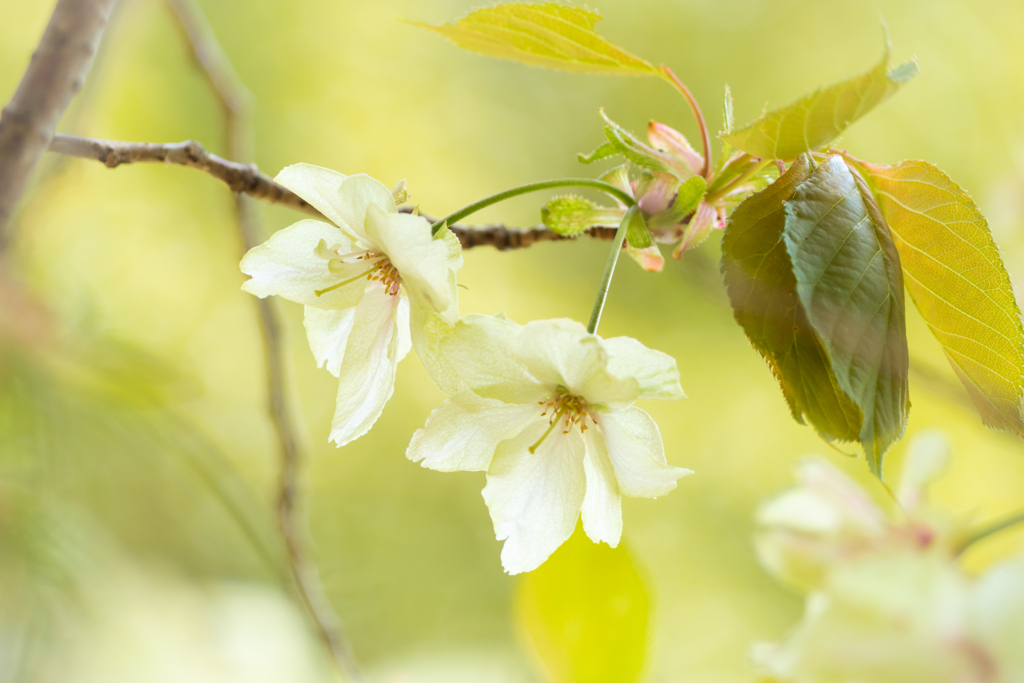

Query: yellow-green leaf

[783,157,910,476]
[721,42,918,160]
[410,3,658,76]
[721,156,862,444]
[861,160,1024,437]
[515,525,649,683]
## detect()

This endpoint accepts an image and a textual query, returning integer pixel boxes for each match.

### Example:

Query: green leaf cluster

[721,157,864,455]
[408,3,658,76]
[724,156,911,474]
[725,153,1024,476]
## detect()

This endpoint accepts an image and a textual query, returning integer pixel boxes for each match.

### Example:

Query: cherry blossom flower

[407,315,690,574]
[240,164,461,446]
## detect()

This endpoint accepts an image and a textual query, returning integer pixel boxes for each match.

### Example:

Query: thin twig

[163,0,363,678]
[45,133,620,249]
[48,133,315,213]
[0,0,118,243]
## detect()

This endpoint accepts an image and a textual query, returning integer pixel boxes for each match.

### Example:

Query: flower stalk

[587,205,635,334]
[429,178,636,235]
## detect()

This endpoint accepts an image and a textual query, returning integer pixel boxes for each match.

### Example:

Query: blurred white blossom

[755,430,956,592]
[754,432,1024,683]
[45,569,332,683]
[407,315,690,574]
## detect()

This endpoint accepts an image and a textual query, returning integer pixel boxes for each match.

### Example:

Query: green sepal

[600,109,673,173]
[625,208,653,248]
[578,142,619,164]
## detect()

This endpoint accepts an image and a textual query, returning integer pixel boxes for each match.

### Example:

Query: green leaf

[410,3,658,76]
[860,160,1024,437]
[541,195,621,236]
[625,207,652,248]
[601,109,673,173]
[578,141,618,164]
[721,156,862,444]
[783,156,910,475]
[515,525,649,683]
[721,41,918,160]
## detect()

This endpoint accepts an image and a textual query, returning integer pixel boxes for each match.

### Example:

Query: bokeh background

[3,0,1024,681]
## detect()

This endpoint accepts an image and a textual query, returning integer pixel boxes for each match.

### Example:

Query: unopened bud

[391,179,409,205]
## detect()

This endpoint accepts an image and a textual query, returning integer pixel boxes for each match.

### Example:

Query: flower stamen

[315,266,380,297]
[528,391,591,453]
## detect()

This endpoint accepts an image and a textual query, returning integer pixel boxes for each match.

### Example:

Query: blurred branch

[46,133,619,249]
[0,0,118,245]
[163,0,363,679]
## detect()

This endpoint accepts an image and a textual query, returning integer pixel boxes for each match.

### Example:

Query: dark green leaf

[721,41,918,160]
[721,156,861,445]
[861,160,1024,437]
[783,156,910,475]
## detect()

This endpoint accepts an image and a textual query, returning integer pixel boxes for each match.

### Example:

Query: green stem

[429,178,635,235]
[587,206,634,335]
[957,509,1024,554]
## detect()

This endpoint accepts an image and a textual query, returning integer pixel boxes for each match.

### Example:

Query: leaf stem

[957,509,1024,554]
[706,156,772,203]
[587,206,634,334]
[659,66,712,180]
[429,178,635,236]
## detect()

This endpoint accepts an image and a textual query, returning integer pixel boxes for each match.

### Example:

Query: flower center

[313,242,402,297]
[529,388,594,453]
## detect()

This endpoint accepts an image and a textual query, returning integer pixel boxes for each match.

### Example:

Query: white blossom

[240,164,461,446]
[407,314,690,574]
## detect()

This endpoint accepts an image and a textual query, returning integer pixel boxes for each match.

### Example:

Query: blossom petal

[240,220,366,309]
[513,319,639,409]
[442,314,544,403]
[409,297,462,396]
[482,420,586,574]
[364,206,451,312]
[597,407,691,498]
[328,288,410,446]
[274,164,395,242]
[580,429,622,546]
[602,336,685,401]
[407,391,539,472]
[303,305,356,377]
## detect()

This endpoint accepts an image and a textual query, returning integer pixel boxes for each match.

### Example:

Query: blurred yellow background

[3,0,1024,681]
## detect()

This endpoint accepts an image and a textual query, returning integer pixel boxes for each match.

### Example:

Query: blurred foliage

[2,0,1024,681]
[515,524,649,683]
